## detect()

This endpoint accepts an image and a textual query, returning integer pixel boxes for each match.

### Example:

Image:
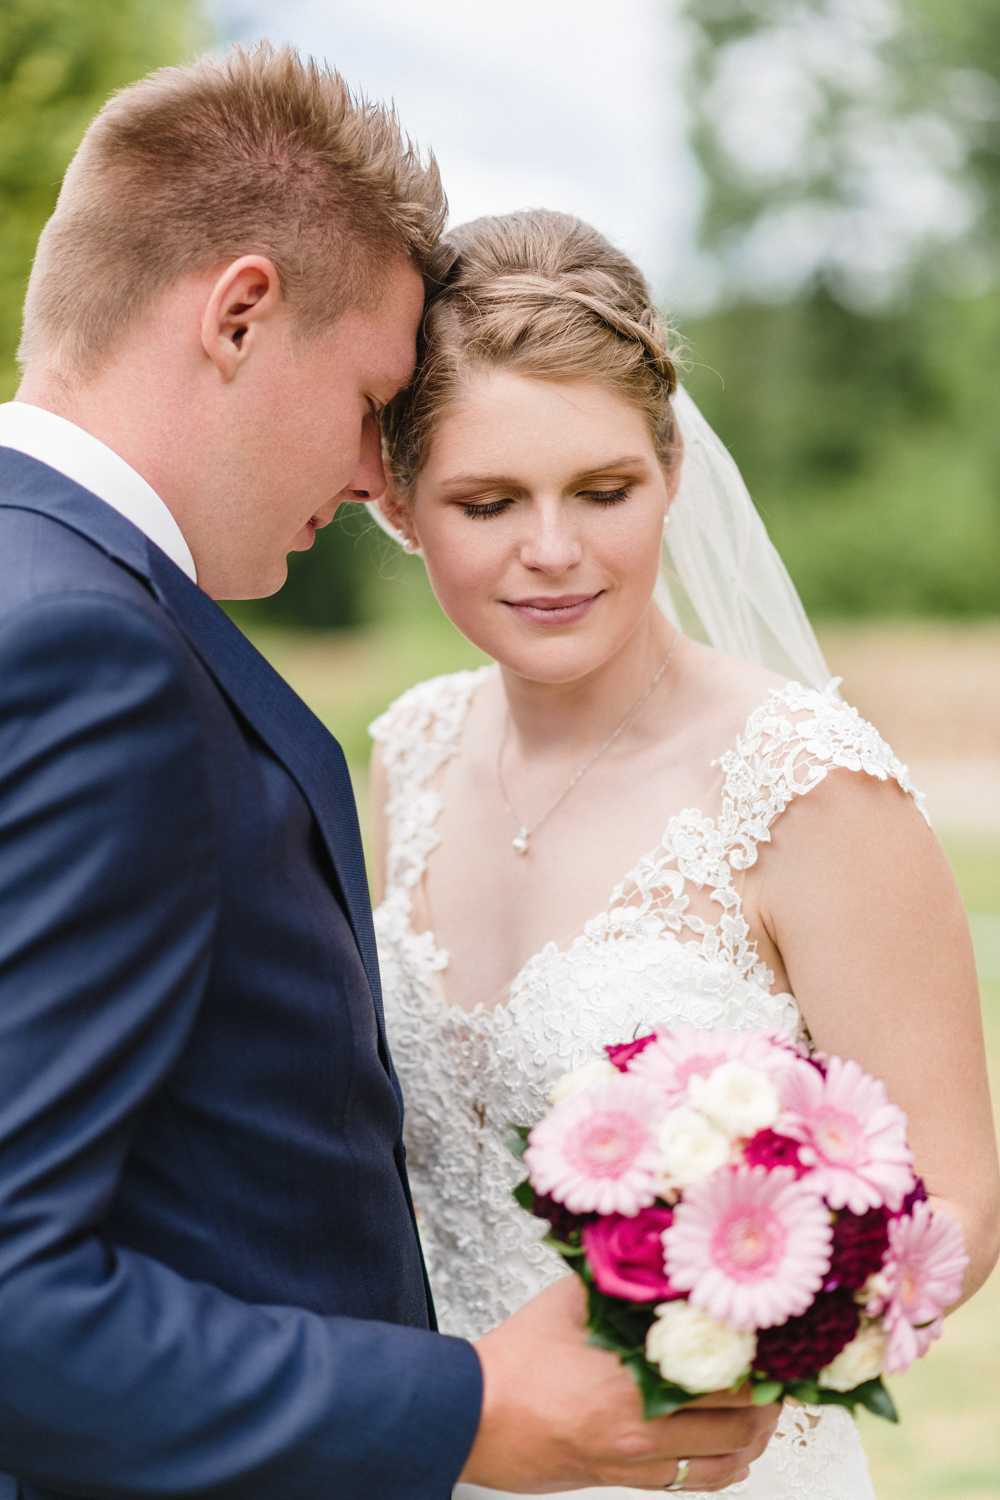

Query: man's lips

[502,592,602,624]
[301,510,335,539]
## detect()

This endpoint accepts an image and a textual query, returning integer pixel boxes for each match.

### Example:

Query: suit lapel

[0,454,385,1031]
[145,554,384,1021]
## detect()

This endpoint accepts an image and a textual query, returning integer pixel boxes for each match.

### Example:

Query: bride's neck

[498,609,678,761]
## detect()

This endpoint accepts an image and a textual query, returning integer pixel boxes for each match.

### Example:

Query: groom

[0,44,777,1499]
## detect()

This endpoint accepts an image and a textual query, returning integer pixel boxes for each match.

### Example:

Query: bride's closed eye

[581,484,632,506]
[460,485,633,520]
[461,498,516,519]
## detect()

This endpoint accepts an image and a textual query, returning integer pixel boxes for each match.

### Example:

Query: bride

[366,210,999,1498]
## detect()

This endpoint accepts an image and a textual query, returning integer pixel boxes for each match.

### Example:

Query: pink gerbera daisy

[523,1074,666,1216]
[629,1024,794,1103]
[873,1201,968,1375]
[776,1055,915,1214]
[663,1165,833,1331]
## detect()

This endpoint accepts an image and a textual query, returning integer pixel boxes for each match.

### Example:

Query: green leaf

[812,1376,898,1424]
[507,1124,531,1161]
[511,1178,535,1211]
[817,1377,898,1424]
[586,1285,656,1356]
[621,1355,693,1420]
[581,1288,698,1422]
[585,1328,623,1353]
[859,1378,899,1424]
[544,1235,585,1256]
[751,1380,784,1405]
[784,1378,821,1406]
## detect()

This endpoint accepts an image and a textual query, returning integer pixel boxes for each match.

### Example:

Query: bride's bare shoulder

[672,637,794,747]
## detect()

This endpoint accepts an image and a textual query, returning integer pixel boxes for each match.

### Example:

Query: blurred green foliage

[681,287,1000,615]
[226,508,388,633]
[3,0,998,626]
[0,0,209,403]
[680,0,1000,618]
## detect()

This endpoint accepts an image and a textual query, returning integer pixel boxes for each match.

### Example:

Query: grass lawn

[243,619,1000,1498]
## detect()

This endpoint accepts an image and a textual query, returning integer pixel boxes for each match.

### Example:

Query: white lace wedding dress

[371,668,927,1500]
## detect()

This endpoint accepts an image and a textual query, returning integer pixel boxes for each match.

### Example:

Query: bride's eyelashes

[582,484,632,506]
[459,485,633,520]
[462,497,514,519]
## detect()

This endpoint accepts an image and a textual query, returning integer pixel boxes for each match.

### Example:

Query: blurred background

[1,0,998,1492]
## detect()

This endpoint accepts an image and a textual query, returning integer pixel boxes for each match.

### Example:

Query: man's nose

[344,414,386,501]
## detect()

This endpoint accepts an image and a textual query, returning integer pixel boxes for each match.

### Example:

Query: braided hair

[381,210,682,497]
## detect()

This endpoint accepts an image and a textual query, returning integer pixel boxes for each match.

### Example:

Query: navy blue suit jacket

[0,449,482,1499]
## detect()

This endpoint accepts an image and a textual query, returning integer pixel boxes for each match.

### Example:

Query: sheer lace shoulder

[370,666,491,897]
[590,678,927,999]
[720,678,930,870]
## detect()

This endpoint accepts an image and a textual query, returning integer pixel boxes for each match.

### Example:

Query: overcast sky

[206,0,702,304]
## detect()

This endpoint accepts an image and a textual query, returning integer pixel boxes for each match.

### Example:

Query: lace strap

[596,680,926,988]
[719,680,929,873]
[369,667,491,894]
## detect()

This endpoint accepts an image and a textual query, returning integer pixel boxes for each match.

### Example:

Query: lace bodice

[371,670,925,1500]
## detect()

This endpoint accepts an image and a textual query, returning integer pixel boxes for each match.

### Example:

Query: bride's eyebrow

[438,456,649,494]
[574,456,647,482]
[438,474,526,493]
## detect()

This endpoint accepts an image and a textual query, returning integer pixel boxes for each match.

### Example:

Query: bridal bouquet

[511,1026,967,1422]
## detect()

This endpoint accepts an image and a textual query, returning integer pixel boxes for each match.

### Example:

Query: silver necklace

[497,626,682,855]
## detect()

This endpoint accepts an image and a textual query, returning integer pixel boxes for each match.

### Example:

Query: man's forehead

[366,260,425,379]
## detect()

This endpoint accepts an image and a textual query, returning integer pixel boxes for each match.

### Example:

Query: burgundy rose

[532,1191,593,1243]
[605,1034,657,1071]
[825,1206,890,1293]
[896,1177,928,1217]
[743,1128,809,1178]
[755,1292,860,1383]
[582,1207,679,1302]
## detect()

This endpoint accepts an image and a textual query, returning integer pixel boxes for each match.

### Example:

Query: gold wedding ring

[664,1457,691,1491]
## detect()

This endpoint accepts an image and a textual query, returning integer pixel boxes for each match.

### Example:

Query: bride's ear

[376,477,420,554]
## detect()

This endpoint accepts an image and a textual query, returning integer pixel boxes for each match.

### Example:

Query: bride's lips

[502,592,602,626]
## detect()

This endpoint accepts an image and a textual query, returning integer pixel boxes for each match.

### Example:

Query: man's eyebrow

[437,456,650,493]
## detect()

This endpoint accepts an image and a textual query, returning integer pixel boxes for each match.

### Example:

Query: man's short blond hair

[19,43,446,376]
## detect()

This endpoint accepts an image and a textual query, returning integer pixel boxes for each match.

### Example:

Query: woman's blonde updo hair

[381,209,682,497]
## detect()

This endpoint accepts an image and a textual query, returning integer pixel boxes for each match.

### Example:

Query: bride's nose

[518,502,584,575]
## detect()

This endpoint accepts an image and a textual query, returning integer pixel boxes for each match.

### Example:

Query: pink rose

[605,1035,657,1071]
[582,1207,679,1302]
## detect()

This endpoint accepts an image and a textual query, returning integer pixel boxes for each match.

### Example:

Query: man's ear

[201,256,284,381]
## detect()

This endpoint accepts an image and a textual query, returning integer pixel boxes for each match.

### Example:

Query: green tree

[0,0,209,402]
[680,0,1000,617]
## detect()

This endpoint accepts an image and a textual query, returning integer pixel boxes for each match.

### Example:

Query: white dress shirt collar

[0,401,197,583]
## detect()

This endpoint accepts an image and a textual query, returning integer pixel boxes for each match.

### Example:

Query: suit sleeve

[0,592,482,1500]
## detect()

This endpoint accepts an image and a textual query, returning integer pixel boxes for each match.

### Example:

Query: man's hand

[459,1277,779,1492]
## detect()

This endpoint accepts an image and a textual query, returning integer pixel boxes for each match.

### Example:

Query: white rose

[656,1107,731,1190]
[855,1271,891,1312]
[818,1319,887,1392]
[547,1057,618,1105]
[646,1301,756,1393]
[688,1061,781,1140]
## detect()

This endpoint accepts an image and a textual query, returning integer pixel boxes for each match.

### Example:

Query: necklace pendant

[512,830,529,854]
